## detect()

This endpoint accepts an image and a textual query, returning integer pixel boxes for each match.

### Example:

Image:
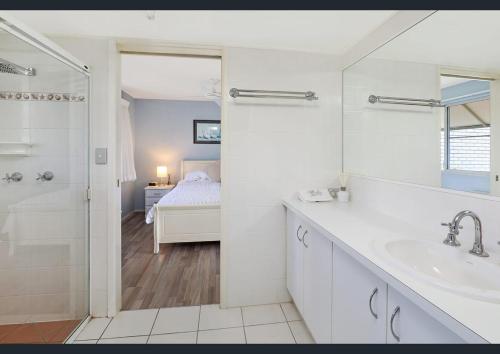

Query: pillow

[184,170,212,182]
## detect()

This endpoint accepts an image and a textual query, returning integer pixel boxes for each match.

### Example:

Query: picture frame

[193,120,221,144]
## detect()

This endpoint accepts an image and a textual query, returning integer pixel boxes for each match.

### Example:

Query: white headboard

[181,160,221,182]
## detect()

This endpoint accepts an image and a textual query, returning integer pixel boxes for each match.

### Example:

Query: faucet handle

[441,222,463,230]
[441,222,462,247]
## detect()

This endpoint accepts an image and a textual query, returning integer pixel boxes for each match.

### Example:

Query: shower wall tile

[0,57,89,324]
[0,295,31,325]
[0,269,30,297]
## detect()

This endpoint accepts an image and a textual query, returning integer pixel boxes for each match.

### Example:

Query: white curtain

[121,99,137,182]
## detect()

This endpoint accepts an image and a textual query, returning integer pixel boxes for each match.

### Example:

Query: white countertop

[283,196,500,343]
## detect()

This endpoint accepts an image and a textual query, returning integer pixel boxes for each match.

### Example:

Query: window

[441,97,491,172]
[448,125,490,172]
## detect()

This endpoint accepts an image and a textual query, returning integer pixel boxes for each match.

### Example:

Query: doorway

[118,53,222,310]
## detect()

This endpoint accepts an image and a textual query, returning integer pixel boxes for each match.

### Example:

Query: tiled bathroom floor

[0,320,81,344]
[73,302,314,344]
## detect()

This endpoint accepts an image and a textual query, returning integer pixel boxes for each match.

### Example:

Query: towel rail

[229,88,318,101]
[368,94,443,107]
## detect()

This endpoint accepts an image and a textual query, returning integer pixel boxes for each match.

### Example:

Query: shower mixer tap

[36,171,54,182]
[2,172,23,183]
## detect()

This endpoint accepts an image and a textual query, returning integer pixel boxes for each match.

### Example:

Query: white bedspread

[146,180,220,224]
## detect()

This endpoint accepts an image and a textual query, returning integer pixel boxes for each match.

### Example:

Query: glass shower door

[0,27,89,343]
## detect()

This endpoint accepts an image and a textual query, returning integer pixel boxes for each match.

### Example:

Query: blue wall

[133,99,221,210]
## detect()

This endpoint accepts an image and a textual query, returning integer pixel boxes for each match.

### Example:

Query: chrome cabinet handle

[390,306,400,342]
[302,230,309,248]
[368,288,378,319]
[296,225,303,241]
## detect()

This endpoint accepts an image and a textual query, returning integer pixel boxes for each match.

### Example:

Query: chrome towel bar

[230,88,318,101]
[368,94,443,107]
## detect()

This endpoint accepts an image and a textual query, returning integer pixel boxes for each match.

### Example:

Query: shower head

[0,58,35,76]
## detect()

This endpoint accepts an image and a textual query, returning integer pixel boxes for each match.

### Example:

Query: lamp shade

[156,166,168,178]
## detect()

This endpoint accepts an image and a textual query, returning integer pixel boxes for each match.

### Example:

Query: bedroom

[119,53,222,310]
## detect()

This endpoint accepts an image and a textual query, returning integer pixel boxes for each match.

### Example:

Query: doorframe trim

[109,40,226,315]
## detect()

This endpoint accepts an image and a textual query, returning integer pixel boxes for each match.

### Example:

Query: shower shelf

[0,142,32,156]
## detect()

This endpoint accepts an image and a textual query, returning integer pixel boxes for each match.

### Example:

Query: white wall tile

[222,47,342,307]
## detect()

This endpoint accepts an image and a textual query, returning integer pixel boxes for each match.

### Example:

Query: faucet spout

[450,210,489,257]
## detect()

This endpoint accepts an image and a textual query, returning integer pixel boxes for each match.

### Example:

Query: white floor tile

[74,340,98,344]
[151,306,200,335]
[148,332,197,344]
[76,317,112,340]
[197,327,246,344]
[280,302,302,322]
[98,336,149,344]
[101,309,158,338]
[199,304,243,330]
[288,321,314,344]
[245,323,295,344]
[242,304,286,326]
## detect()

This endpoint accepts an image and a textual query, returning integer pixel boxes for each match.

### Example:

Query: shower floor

[0,320,81,344]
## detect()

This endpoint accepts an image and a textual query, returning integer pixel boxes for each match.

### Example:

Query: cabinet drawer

[146,196,163,205]
[145,189,168,198]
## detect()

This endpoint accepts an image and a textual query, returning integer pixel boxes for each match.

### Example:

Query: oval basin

[375,239,500,303]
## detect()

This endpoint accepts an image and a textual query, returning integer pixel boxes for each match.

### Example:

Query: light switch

[95,148,107,165]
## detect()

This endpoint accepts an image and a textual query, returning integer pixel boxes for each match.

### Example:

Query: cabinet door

[387,286,464,344]
[286,209,304,312]
[302,225,333,343]
[332,247,387,343]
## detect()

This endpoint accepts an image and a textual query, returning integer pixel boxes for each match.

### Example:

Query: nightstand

[144,185,175,217]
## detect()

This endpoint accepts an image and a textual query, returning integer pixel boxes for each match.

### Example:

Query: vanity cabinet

[386,286,464,344]
[332,247,387,343]
[286,209,333,343]
[285,206,475,344]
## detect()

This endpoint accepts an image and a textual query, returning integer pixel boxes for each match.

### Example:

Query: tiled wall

[0,44,89,324]
[222,47,342,307]
[350,175,500,251]
[54,37,115,317]
[343,58,442,187]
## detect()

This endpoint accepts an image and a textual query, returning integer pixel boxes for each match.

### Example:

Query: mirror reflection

[343,11,500,196]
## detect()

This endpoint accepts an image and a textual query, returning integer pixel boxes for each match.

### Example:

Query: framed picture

[193,120,221,144]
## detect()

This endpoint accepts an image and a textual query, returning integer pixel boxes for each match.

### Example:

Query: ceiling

[121,54,221,101]
[5,10,396,55]
[371,11,500,74]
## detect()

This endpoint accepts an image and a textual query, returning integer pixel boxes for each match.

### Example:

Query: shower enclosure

[0,21,89,343]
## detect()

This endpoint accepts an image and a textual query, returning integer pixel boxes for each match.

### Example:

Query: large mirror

[343,11,500,196]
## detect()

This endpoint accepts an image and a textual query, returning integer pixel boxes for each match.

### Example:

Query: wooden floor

[121,212,220,310]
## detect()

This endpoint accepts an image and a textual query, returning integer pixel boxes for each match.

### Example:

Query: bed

[147,160,221,254]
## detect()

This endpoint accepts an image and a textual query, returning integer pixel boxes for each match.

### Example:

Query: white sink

[374,239,500,303]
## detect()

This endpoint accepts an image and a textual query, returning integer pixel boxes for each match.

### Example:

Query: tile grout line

[146,308,161,343]
[280,303,297,344]
[96,316,114,344]
[240,307,247,344]
[195,305,202,344]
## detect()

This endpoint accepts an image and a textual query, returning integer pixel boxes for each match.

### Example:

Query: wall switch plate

[95,148,107,165]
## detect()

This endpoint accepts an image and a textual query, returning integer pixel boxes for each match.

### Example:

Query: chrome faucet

[441,210,489,257]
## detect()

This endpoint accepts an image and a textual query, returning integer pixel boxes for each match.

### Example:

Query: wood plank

[121,212,220,310]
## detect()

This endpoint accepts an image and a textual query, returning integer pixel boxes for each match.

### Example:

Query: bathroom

[0,9,499,345]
